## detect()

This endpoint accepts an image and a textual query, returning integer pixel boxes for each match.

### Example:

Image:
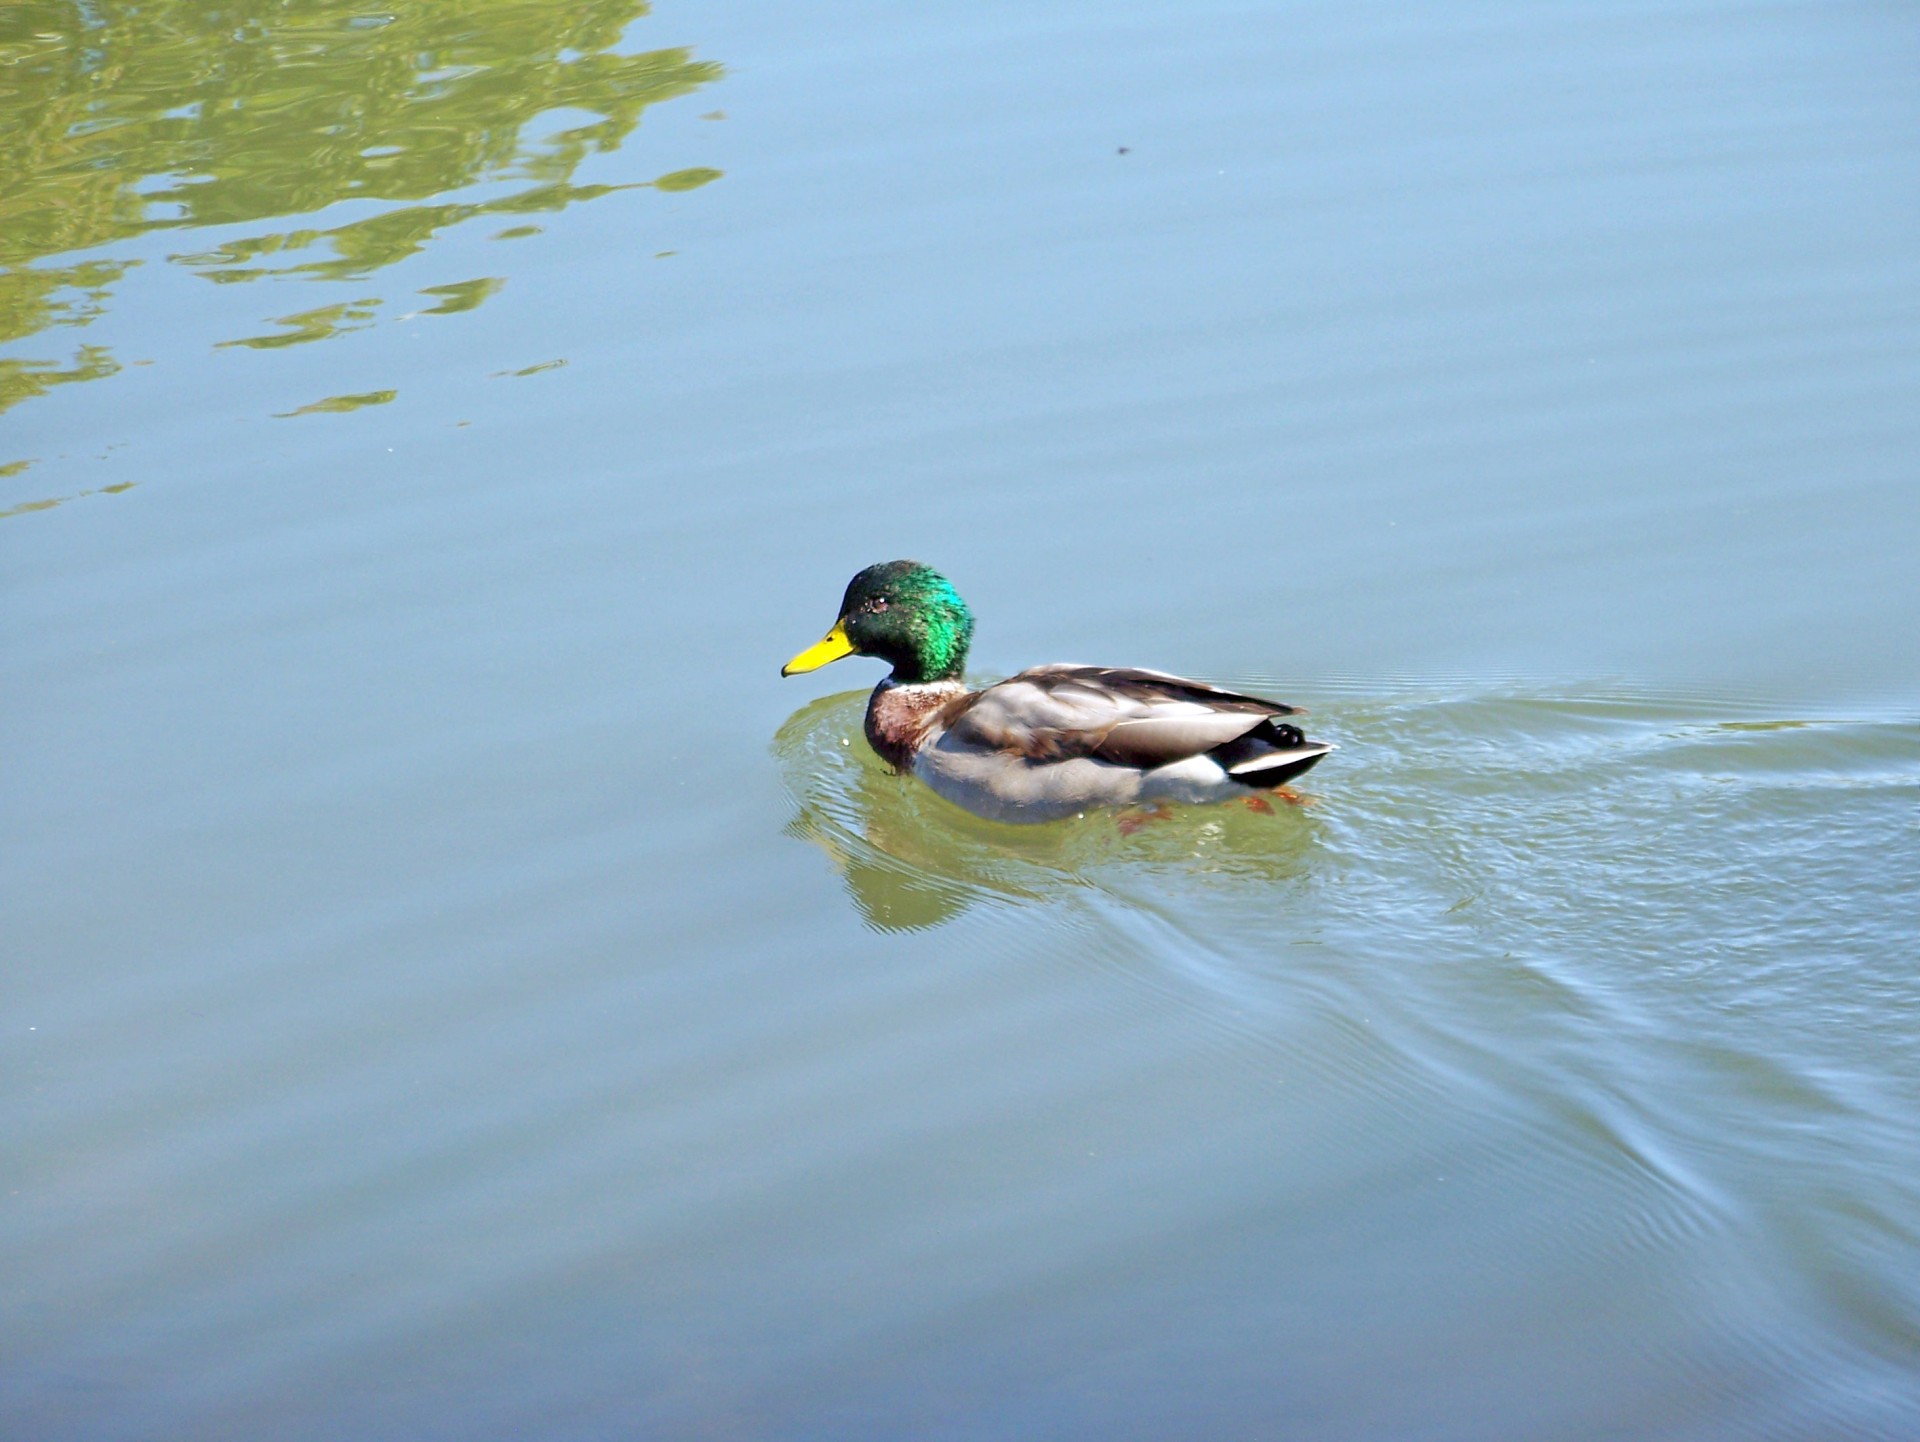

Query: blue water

[5,2,1920,1438]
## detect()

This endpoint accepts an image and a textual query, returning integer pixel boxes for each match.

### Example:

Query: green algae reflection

[0,0,723,418]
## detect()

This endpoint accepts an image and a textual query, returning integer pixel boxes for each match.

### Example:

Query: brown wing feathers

[948,665,1303,768]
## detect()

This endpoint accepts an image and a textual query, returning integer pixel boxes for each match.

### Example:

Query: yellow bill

[782,618,855,676]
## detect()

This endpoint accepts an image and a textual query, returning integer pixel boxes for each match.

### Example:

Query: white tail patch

[1228,742,1335,775]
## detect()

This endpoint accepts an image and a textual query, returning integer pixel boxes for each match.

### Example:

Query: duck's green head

[782,560,975,685]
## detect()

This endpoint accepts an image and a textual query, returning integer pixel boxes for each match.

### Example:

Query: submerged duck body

[782,561,1333,825]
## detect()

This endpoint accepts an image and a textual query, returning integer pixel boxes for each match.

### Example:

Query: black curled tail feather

[1266,719,1307,749]
[1210,716,1334,790]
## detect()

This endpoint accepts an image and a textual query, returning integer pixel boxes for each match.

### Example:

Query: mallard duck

[781,561,1333,824]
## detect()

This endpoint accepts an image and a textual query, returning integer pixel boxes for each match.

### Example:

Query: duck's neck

[866,678,966,771]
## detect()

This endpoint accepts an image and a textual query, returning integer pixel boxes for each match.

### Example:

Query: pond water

[5,1,1919,1437]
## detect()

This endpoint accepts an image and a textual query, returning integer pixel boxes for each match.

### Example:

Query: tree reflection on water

[0,0,722,419]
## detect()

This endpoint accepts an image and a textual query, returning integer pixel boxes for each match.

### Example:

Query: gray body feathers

[877,664,1333,824]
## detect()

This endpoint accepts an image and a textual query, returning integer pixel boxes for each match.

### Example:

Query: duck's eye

[867,597,889,614]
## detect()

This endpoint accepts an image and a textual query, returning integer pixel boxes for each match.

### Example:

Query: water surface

[5,1,1920,1438]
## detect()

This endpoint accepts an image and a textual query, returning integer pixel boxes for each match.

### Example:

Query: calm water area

[5,2,1920,1437]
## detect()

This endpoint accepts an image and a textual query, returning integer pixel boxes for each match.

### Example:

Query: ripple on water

[773,678,1920,1417]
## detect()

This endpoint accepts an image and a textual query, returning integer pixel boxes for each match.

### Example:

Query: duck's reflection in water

[773,693,1320,933]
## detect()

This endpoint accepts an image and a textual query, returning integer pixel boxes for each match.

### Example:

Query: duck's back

[915,665,1328,823]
